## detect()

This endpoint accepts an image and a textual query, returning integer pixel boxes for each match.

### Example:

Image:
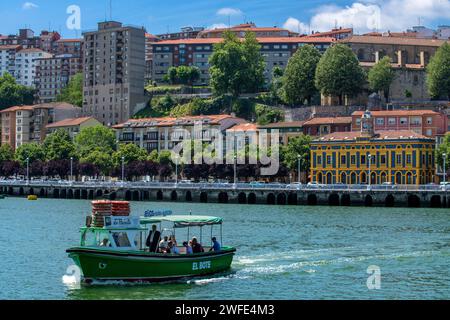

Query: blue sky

[0,0,449,38]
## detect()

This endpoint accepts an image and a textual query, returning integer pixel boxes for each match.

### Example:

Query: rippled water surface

[1,197,449,300]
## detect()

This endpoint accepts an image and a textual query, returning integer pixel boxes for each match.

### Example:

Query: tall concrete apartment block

[82,21,147,126]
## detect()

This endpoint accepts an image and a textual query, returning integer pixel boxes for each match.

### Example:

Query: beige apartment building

[113,115,246,153]
[0,102,81,149]
[46,116,101,139]
[82,21,147,126]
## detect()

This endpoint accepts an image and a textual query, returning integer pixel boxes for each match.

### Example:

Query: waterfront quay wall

[0,183,448,209]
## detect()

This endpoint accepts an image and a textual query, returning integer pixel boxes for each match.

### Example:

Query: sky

[0,0,450,38]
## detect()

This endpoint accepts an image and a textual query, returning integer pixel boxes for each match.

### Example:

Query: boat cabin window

[112,232,131,248]
[81,229,110,247]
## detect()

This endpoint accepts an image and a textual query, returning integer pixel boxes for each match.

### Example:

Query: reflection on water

[1,198,450,300]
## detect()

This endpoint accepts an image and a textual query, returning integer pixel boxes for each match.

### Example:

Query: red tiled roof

[303,117,353,126]
[315,130,431,142]
[258,121,306,129]
[310,28,353,37]
[56,38,82,43]
[154,36,335,46]
[46,117,95,129]
[227,123,258,132]
[340,35,447,47]
[352,110,440,117]
[0,106,34,113]
[17,48,47,53]
[114,115,243,129]
[0,45,21,50]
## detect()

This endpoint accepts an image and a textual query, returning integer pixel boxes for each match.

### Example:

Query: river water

[1,197,449,300]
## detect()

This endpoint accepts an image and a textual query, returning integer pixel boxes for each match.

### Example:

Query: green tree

[209,31,265,98]
[281,135,313,173]
[436,133,450,172]
[15,143,45,165]
[0,73,35,110]
[427,43,450,100]
[368,56,395,102]
[255,104,284,125]
[80,149,113,176]
[113,143,148,166]
[152,94,177,116]
[74,125,116,158]
[57,73,83,107]
[282,45,321,106]
[0,144,14,163]
[43,129,76,161]
[315,44,366,105]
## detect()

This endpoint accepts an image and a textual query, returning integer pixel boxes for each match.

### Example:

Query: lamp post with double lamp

[297,154,302,184]
[368,154,372,188]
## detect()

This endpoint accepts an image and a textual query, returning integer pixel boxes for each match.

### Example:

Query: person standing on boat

[209,237,221,252]
[146,225,161,253]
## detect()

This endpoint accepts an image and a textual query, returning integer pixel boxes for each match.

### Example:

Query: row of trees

[0,125,314,182]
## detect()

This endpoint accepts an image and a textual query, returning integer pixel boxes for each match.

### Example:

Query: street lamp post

[26,157,30,184]
[368,154,372,187]
[70,157,74,182]
[175,156,179,185]
[297,154,302,184]
[121,156,125,183]
[443,153,447,184]
[233,155,237,187]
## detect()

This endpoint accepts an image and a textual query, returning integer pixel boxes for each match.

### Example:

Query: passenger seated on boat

[166,241,180,254]
[209,237,221,252]
[191,237,204,254]
[183,241,193,255]
[146,225,161,253]
[169,235,178,247]
[100,239,110,247]
[159,236,169,253]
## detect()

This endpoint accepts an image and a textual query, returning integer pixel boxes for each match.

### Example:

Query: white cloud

[217,8,243,16]
[286,0,450,34]
[208,23,229,30]
[283,17,310,34]
[22,2,38,10]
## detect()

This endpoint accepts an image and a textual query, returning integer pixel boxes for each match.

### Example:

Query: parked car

[287,182,303,190]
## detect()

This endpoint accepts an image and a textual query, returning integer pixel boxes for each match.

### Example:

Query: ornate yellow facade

[310,129,436,185]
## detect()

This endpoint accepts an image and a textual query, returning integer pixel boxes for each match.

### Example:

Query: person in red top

[191,237,204,254]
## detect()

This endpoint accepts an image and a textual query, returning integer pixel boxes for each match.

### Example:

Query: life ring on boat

[98,262,108,270]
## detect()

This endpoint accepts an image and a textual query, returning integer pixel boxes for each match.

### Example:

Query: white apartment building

[14,48,52,87]
[0,45,21,77]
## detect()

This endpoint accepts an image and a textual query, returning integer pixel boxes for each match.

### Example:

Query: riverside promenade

[0,180,448,208]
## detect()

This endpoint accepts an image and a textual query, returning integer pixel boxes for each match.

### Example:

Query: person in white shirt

[159,236,169,253]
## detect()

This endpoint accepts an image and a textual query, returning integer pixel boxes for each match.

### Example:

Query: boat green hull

[67,247,236,282]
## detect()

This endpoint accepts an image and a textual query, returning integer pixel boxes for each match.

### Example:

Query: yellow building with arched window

[310,111,436,185]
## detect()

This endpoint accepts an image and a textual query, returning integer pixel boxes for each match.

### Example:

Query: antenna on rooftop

[109,0,113,20]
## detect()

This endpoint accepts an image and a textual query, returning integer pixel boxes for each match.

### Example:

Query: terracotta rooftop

[17,48,47,53]
[303,117,353,126]
[310,28,353,37]
[227,123,258,132]
[0,45,21,50]
[114,115,243,129]
[340,35,447,47]
[315,130,432,142]
[258,121,306,129]
[0,102,78,113]
[46,117,95,129]
[352,110,440,117]
[154,36,335,46]
[56,38,82,43]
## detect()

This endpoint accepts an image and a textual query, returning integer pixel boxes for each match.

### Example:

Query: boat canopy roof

[140,215,223,228]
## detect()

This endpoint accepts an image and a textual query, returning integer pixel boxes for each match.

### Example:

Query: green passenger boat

[67,215,236,283]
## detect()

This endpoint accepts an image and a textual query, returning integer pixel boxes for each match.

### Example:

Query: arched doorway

[406,172,413,185]
[218,192,228,204]
[365,195,373,207]
[307,194,317,206]
[396,172,402,185]
[430,195,441,208]
[328,193,340,206]
[248,193,256,205]
[185,191,193,202]
[385,195,395,207]
[156,190,163,201]
[277,193,287,205]
[288,194,297,205]
[171,191,178,201]
[133,191,140,201]
[380,172,387,184]
[408,195,420,208]
[361,172,367,184]
[238,193,247,204]
[326,172,333,185]
[200,192,208,203]
[341,194,351,206]
[351,172,357,185]
[370,173,377,185]
[317,173,323,184]
[267,193,276,205]
[341,173,347,185]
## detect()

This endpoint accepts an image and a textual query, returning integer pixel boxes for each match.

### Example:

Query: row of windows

[315,153,433,167]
